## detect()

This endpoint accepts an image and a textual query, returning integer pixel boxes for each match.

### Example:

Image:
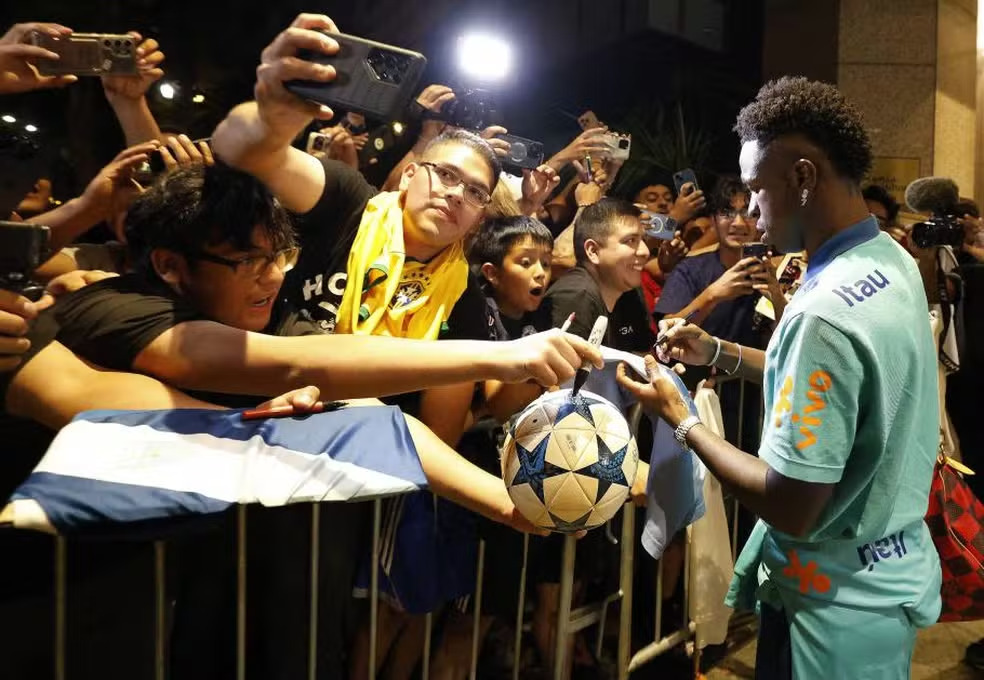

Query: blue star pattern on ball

[582,433,629,502]
[549,509,592,533]
[510,434,550,501]
[553,393,597,428]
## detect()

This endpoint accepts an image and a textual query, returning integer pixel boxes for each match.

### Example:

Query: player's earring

[800,189,809,207]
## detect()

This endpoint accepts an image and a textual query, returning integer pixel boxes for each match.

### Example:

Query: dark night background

[1,0,764,204]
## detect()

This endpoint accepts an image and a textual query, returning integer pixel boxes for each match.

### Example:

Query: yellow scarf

[335,191,469,339]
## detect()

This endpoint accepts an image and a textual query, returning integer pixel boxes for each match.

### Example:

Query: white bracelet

[708,337,722,367]
[724,343,743,376]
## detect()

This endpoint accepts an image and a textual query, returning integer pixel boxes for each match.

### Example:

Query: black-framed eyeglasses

[418,162,492,208]
[195,247,300,277]
[716,209,760,222]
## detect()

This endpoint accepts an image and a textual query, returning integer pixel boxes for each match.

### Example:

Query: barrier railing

[36,377,761,679]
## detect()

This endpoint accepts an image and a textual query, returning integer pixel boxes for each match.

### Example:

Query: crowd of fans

[1,11,982,680]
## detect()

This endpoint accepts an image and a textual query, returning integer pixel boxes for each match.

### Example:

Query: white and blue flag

[4,403,426,535]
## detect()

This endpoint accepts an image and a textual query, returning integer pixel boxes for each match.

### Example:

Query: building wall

[763,0,980,202]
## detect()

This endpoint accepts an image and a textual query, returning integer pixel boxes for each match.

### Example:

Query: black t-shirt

[0,275,200,498]
[540,266,654,352]
[271,158,487,342]
[48,273,205,371]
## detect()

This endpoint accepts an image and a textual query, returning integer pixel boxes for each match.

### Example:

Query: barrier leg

[421,612,433,680]
[553,534,576,680]
[55,537,66,680]
[617,504,635,680]
[309,504,320,680]
[237,506,247,680]
[154,540,166,680]
[370,499,382,679]
[469,539,486,680]
[512,534,529,680]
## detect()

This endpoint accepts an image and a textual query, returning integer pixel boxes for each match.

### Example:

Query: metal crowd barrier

[43,376,762,680]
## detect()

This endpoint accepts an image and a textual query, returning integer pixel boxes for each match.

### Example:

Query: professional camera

[0,221,50,301]
[438,89,500,130]
[904,177,966,248]
[911,215,964,249]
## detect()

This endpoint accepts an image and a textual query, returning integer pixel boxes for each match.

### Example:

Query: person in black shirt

[211,16,534,675]
[541,198,655,352]
[4,160,600,679]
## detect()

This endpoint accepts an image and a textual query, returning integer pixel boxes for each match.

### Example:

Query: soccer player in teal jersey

[617,77,941,679]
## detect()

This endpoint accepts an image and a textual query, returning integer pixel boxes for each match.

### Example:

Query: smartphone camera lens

[103,39,112,46]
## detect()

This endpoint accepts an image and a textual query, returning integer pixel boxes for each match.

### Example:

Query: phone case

[603,133,631,161]
[497,134,544,171]
[285,32,427,123]
[673,169,699,195]
[31,32,137,76]
[578,110,603,130]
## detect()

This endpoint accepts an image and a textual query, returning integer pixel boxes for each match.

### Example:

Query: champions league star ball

[501,390,639,533]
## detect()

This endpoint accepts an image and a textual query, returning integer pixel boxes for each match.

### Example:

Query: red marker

[241,401,335,421]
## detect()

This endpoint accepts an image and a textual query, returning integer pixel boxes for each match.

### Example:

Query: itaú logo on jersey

[831,270,890,307]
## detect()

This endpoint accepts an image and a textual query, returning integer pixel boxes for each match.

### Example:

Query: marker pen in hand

[653,309,699,349]
[241,400,342,421]
[560,312,575,333]
[571,315,608,396]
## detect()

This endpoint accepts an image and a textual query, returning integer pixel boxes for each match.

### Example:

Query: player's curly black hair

[734,76,872,184]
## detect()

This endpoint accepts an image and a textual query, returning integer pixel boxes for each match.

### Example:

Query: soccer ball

[501,389,639,533]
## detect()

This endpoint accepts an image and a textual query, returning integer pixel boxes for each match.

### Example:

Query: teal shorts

[761,598,917,679]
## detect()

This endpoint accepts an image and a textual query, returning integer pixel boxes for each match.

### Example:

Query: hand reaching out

[416,84,454,142]
[101,32,164,102]
[158,135,215,171]
[520,164,560,215]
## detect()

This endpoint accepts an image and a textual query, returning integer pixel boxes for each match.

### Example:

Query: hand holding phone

[578,110,603,131]
[741,242,770,260]
[673,169,699,196]
[30,32,137,77]
[285,32,427,123]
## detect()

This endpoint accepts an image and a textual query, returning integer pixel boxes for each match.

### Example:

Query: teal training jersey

[753,217,941,621]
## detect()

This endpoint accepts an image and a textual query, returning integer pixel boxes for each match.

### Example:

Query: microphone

[904,176,959,215]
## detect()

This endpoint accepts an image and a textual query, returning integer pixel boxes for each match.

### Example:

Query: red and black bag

[925,453,984,621]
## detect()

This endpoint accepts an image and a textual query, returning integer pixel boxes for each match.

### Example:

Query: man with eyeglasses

[655,176,781,345]
[207,14,548,678]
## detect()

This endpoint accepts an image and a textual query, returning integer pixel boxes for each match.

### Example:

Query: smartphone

[673,168,699,196]
[496,133,544,171]
[602,132,631,161]
[30,32,138,77]
[305,130,335,154]
[741,242,770,259]
[285,32,427,123]
[642,211,677,240]
[0,221,51,300]
[578,110,603,131]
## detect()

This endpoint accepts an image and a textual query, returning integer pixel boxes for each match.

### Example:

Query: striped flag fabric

[3,403,426,535]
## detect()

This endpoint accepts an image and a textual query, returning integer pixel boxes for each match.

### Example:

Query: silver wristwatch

[673,415,701,446]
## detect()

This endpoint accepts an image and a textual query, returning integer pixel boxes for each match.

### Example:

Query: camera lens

[618,138,629,150]
[510,142,527,162]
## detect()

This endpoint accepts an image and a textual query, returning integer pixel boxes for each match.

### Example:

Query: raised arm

[211,13,341,213]
[101,31,165,145]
